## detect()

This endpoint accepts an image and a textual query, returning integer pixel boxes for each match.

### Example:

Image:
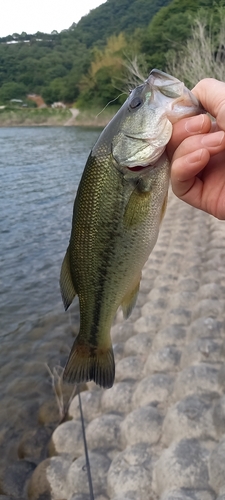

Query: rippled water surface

[0,126,101,466]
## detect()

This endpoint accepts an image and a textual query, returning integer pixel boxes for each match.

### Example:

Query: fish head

[93,69,204,175]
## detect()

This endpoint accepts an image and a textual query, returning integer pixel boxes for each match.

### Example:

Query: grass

[0,106,72,126]
[75,105,120,127]
[0,105,119,127]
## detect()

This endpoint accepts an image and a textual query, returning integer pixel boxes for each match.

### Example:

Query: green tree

[0,82,27,102]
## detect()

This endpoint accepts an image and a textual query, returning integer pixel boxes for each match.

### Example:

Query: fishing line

[95,93,126,117]
[78,386,95,500]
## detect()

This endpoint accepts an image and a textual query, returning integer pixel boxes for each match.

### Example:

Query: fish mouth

[127,163,155,172]
[127,165,147,172]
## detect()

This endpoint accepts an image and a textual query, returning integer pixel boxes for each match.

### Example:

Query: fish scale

[60,69,204,388]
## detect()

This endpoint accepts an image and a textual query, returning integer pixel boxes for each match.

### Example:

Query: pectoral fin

[60,247,76,310]
[123,188,151,229]
[160,192,168,223]
[121,277,141,319]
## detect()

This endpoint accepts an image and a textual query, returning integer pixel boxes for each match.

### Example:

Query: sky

[0,0,106,37]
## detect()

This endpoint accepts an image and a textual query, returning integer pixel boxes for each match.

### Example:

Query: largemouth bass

[60,69,203,388]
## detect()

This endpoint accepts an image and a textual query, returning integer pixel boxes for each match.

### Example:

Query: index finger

[192,78,225,130]
[167,113,211,161]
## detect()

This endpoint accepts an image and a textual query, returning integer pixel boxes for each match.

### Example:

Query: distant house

[51,102,66,109]
[10,99,23,103]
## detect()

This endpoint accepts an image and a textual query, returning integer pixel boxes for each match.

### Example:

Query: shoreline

[0,106,118,128]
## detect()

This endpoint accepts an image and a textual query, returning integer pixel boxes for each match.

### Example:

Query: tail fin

[63,339,115,389]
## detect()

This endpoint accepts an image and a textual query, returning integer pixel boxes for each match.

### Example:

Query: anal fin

[121,277,141,319]
[60,247,76,310]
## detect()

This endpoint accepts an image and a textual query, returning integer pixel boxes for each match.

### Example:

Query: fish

[60,69,203,389]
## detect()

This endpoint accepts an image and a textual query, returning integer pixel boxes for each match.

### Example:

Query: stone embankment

[27,191,225,500]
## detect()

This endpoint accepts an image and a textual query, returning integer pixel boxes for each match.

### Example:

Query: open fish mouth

[127,165,147,171]
[127,163,156,172]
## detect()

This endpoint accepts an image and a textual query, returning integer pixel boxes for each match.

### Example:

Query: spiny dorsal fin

[60,247,76,310]
[121,276,141,319]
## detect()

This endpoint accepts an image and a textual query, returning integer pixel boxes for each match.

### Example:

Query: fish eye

[130,97,143,109]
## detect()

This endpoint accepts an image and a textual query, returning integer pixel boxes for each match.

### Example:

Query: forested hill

[0,0,223,108]
[74,0,171,47]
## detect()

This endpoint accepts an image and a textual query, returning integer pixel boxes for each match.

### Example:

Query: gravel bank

[9,191,225,499]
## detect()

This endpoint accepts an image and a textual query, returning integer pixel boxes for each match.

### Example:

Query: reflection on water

[0,126,101,466]
[0,126,100,334]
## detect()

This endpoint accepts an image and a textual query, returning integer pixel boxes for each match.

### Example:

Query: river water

[0,126,101,469]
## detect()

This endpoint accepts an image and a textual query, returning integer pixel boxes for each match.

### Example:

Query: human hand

[167,78,225,219]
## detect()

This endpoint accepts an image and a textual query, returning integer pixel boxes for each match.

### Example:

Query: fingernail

[185,114,205,133]
[201,130,225,147]
[186,149,203,164]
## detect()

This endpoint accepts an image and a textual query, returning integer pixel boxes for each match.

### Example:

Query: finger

[192,79,225,130]
[172,130,225,163]
[167,113,211,160]
[171,148,210,206]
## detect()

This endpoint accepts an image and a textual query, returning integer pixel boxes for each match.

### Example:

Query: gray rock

[18,426,52,462]
[69,495,90,500]
[86,414,123,451]
[152,325,186,349]
[186,318,224,343]
[191,299,225,321]
[0,496,16,500]
[143,296,168,314]
[113,342,125,362]
[134,313,162,334]
[124,332,152,356]
[160,489,215,500]
[213,396,225,437]
[69,388,103,422]
[45,456,72,499]
[115,356,143,382]
[176,277,199,292]
[67,452,111,497]
[38,399,60,426]
[218,364,225,391]
[110,323,135,343]
[2,460,36,498]
[27,456,72,500]
[144,346,181,374]
[180,338,223,369]
[148,285,173,303]
[162,394,217,445]
[160,488,215,500]
[70,496,108,500]
[111,494,137,500]
[132,373,174,408]
[121,405,163,446]
[101,382,134,414]
[173,364,221,401]
[107,443,156,499]
[50,420,83,458]
[199,283,225,300]
[166,308,192,326]
[153,438,210,495]
[168,291,196,309]
[209,436,225,494]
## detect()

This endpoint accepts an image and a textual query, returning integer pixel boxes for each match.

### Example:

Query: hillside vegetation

[0,0,224,109]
